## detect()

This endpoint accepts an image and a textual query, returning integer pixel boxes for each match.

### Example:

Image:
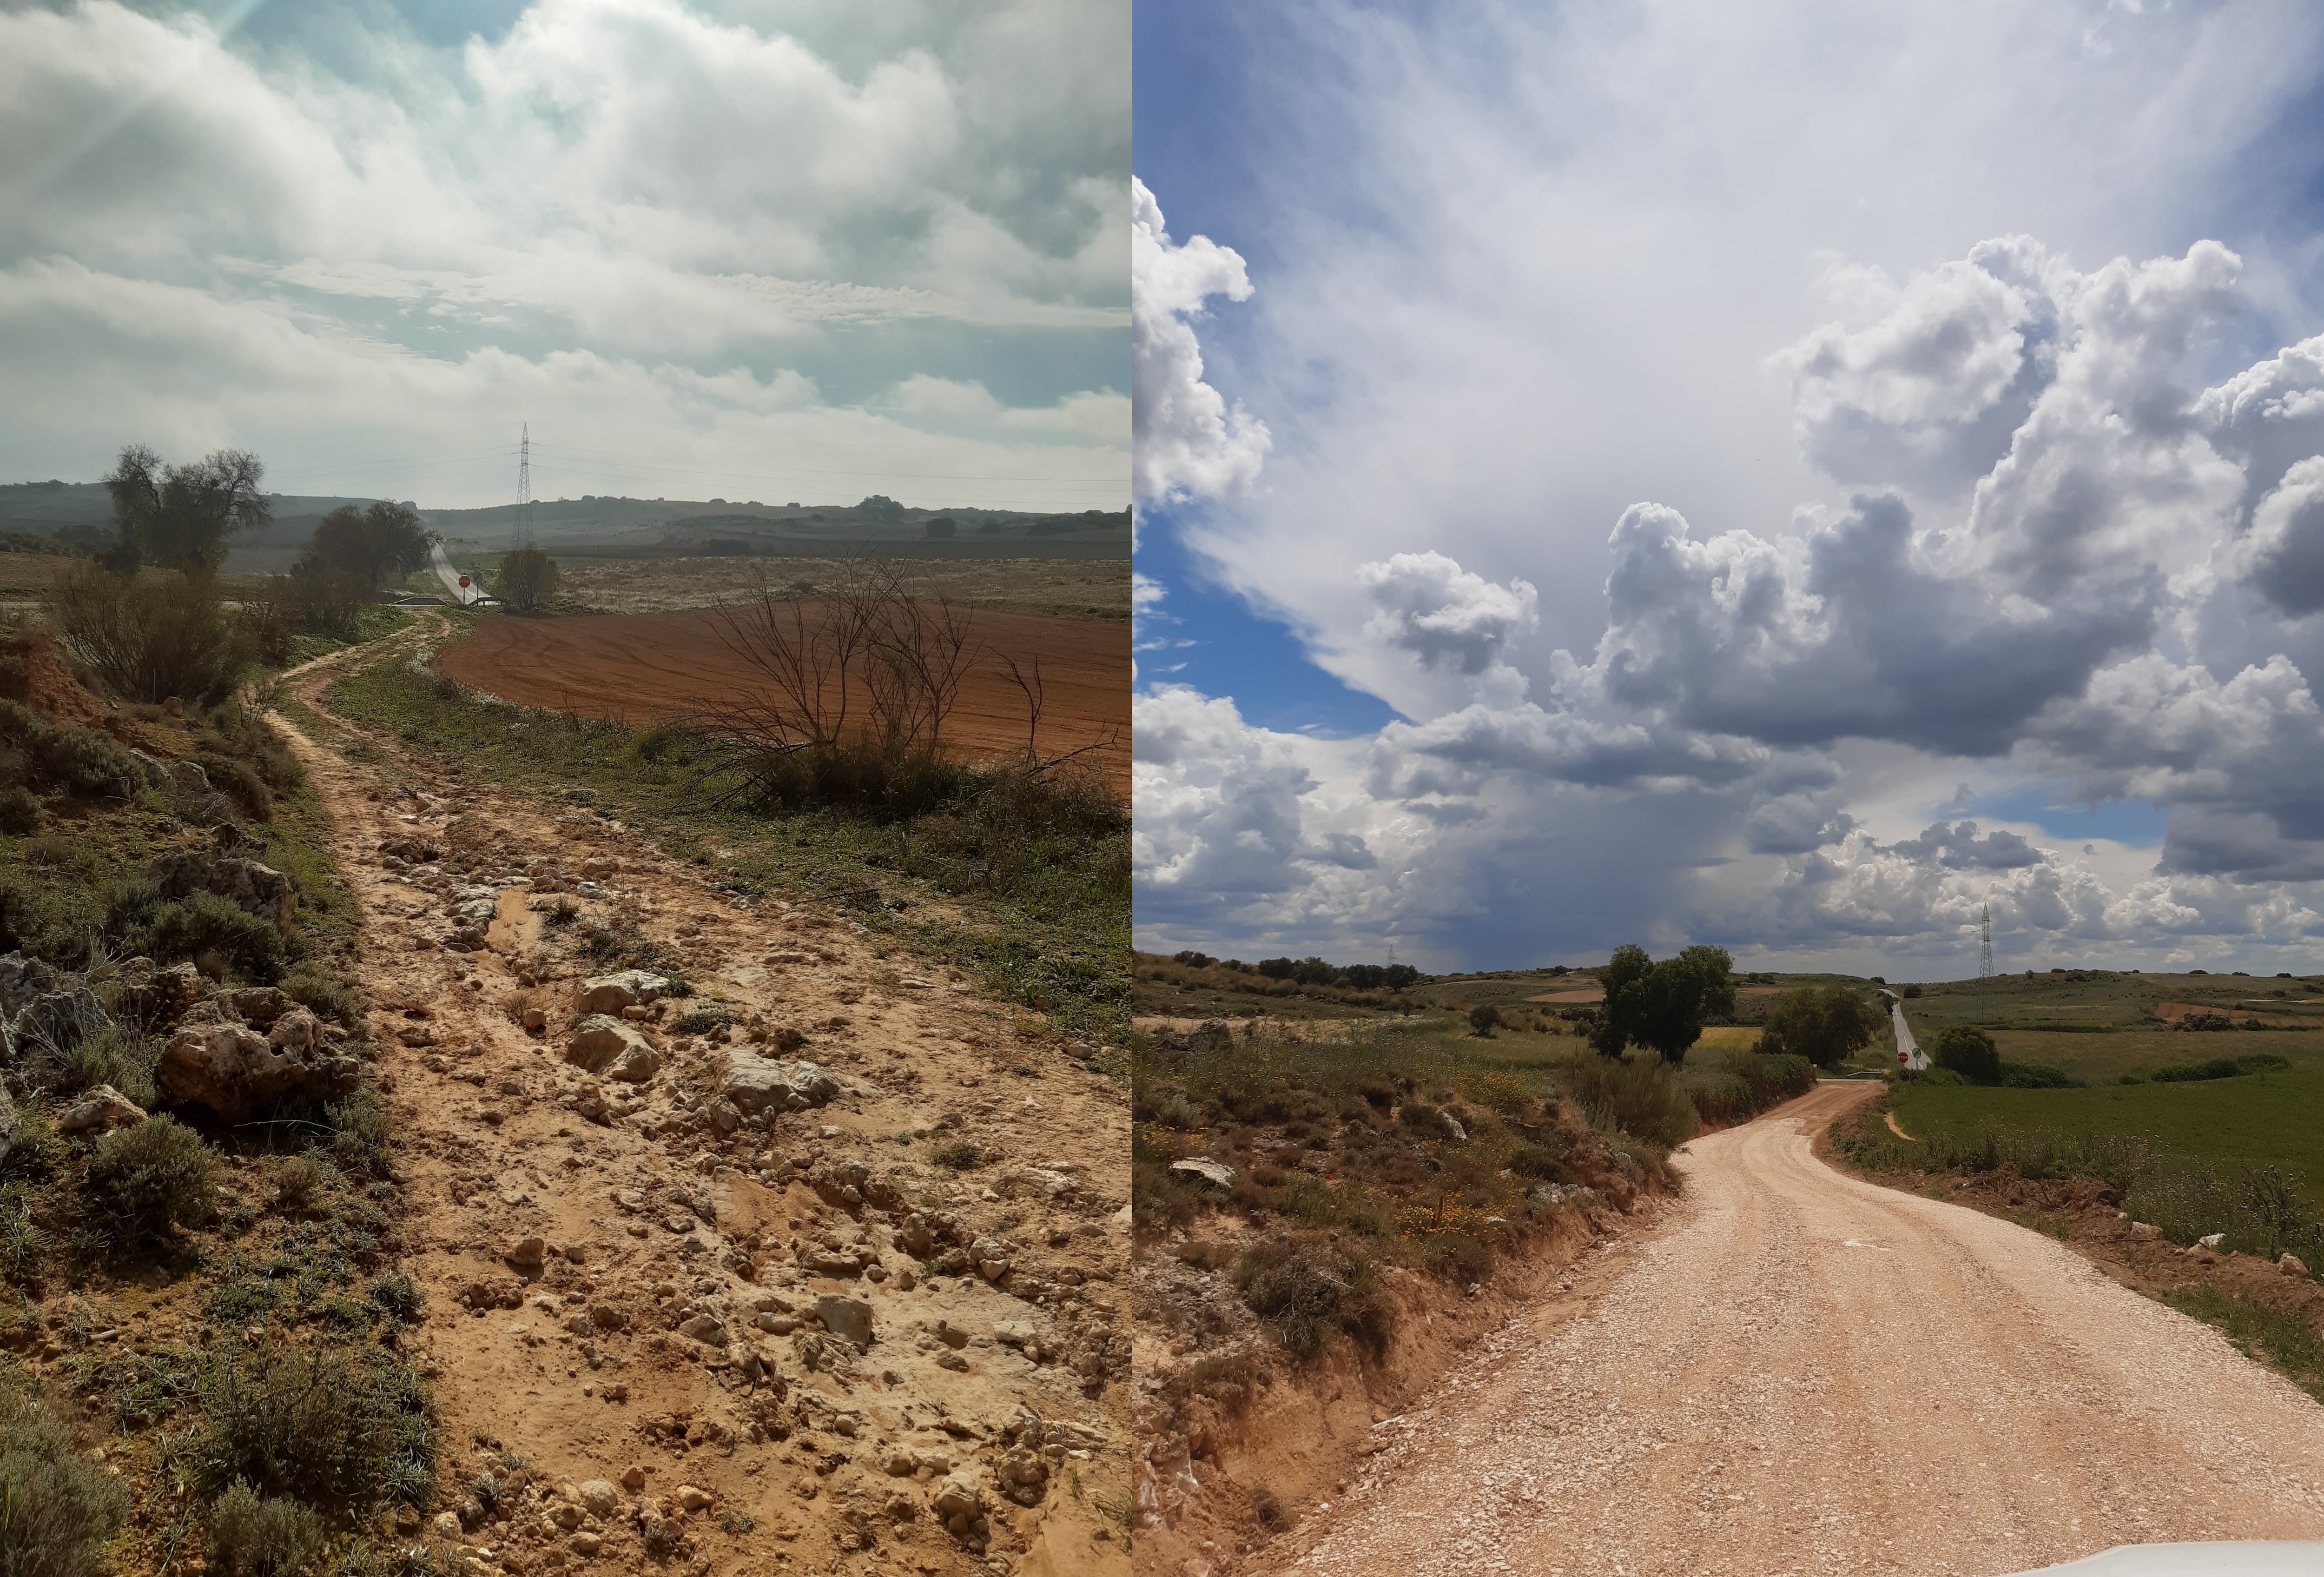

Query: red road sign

[458,575,470,588]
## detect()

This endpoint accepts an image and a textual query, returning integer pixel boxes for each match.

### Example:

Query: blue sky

[0,0,1128,510]
[1133,0,2324,978]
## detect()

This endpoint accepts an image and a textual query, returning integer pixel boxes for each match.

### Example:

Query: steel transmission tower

[515,424,534,550]
[1979,903,1994,1023]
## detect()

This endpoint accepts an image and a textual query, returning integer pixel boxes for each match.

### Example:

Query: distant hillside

[0,481,1128,569]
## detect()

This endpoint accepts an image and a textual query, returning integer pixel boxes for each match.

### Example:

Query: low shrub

[327,1088,394,1179]
[192,1340,435,1510]
[208,1478,327,1577]
[1999,1061,2073,1089]
[931,1139,983,1170]
[0,1184,49,1290]
[0,700,140,800]
[199,705,304,796]
[0,1380,129,1577]
[2152,1057,2245,1083]
[50,564,255,706]
[280,965,363,1030]
[1690,1048,1816,1126]
[1234,1238,1391,1361]
[0,786,44,835]
[81,1115,214,1257]
[139,891,287,981]
[1560,1054,1697,1148]
[196,752,273,821]
[57,1023,159,1109]
[1507,1140,1566,1180]
[272,1155,328,1211]
[366,1272,424,1324]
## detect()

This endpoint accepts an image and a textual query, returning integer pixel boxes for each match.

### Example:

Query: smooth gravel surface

[1276,1083,2324,1577]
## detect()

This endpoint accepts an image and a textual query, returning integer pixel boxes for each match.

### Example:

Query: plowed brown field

[438,605,1130,791]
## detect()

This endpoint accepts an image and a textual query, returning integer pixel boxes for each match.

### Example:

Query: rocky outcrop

[104,957,203,1031]
[564,1016,660,1083]
[721,1053,838,1116]
[9,983,107,1058]
[815,1294,874,1350]
[0,954,59,1014]
[575,970,670,1016]
[146,851,297,932]
[158,1012,361,1121]
[57,1085,146,1135]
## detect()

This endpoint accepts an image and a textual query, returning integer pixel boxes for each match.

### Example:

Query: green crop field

[1887,1070,2324,1203]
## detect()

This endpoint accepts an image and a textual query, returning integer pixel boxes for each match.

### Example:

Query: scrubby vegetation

[0,527,439,1570]
[0,1379,128,1577]
[1136,1017,1820,1369]
[1133,952,1422,1016]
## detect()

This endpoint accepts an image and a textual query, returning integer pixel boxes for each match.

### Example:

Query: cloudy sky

[1133,0,2324,978]
[0,0,1127,510]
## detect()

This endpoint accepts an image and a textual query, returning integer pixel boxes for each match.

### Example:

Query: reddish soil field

[440,604,1130,791]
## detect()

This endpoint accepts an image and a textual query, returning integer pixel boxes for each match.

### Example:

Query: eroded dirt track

[270,626,1131,1577]
[1274,1083,2324,1577]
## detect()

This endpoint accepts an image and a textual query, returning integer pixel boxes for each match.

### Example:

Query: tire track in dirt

[267,620,1132,1577]
[1269,1083,2324,1577]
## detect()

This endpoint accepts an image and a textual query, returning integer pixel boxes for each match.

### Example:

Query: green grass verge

[324,632,1130,1045]
[2163,1283,2324,1403]
[276,606,414,670]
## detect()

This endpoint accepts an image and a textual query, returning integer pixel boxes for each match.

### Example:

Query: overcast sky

[1134,0,2324,979]
[0,0,1128,510]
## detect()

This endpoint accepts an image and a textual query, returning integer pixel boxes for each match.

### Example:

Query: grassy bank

[1133,1021,1815,1365]
[325,623,1131,1047]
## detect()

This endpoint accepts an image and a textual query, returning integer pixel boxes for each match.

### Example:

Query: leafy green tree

[1758,986,1882,1068]
[1596,943,1734,1063]
[1592,944,1653,1056]
[101,444,270,574]
[1468,1003,1502,1038]
[1634,959,1710,1064]
[493,548,559,615]
[308,500,434,588]
[1929,1024,2001,1084]
[1679,944,1736,1020]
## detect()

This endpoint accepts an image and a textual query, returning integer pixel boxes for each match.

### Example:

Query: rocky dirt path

[1269,1083,2324,1577]
[269,621,1131,1577]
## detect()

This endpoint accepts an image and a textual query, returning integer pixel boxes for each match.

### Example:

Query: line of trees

[1757,985,1883,1068]
[1167,951,1424,991]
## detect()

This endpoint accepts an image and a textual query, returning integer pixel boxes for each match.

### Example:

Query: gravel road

[1275,1083,2324,1577]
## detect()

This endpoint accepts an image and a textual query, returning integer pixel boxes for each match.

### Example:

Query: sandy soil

[1266,1083,2324,1577]
[269,622,1131,1576]
[438,604,1129,793]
